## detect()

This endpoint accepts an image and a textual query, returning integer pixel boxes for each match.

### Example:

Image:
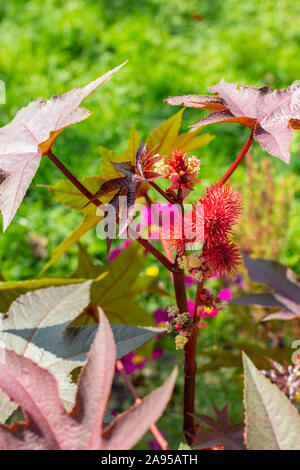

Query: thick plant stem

[217,129,254,186]
[172,269,196,444]
[182,281,203,445]
[116,360,169,450]
[46,150,175,272]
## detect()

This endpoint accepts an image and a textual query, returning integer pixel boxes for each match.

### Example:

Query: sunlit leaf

[0,63,125,231]
[166,80,300,162]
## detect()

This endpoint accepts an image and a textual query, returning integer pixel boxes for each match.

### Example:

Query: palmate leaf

[0,311,177,450]
[145,109,214,156]
[243,353,300,450]
[86,143,164,225]
[0,282,92,411]
[231,256,300,321]
[0,283,163,423]
[192,404,245,450]
[165,79,300,162]
[0,243,157,329]
[0,63,126,231]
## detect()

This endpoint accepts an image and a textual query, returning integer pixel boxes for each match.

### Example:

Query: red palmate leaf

[165,79,300,162]
[0,311,177,450]
[0,63,126,231]
[192,404,245,450]
[85,142,164,224]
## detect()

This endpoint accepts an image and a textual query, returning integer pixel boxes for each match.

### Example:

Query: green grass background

[0,0,299,449]
[0,0,299,279]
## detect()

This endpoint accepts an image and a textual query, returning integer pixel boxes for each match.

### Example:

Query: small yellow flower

[146,265,159,277]
[194,271,203,282]
[203,306,213,314]
[132,354,145,365]
[153,159,166,174]
[178,256,188,270]
[175,335,189,350]
[188,255,202,269]
[295,392,300,403]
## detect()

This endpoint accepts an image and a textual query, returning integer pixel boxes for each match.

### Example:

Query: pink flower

[219,288,231,301]
[109,239,132,262]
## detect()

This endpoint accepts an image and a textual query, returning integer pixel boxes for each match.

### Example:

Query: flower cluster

[165,304,209,350]
[155,149,200,196]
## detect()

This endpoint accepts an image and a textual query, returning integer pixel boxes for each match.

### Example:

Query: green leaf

[178,442,191,450]
[72,242,104,279]
[146,109,184,155]
[5,321,163,366]
[99,146,123,180]
[123,125,142,165]
[172,127,215,154]
[47,176,106,215]
[41,215,102,273]
[243,352,300,450]
[197,342,292,374]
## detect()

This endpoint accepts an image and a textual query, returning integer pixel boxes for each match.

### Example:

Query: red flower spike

[165,149,200,193]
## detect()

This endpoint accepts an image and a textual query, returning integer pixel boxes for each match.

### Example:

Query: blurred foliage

[0,0,299,449]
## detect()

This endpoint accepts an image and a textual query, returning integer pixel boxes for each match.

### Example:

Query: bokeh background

[0,0,299,449]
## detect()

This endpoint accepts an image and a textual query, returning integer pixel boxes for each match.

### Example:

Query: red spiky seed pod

[198,183,242,246]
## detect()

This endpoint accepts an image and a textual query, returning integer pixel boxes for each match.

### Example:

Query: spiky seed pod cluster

[172,184,243,276]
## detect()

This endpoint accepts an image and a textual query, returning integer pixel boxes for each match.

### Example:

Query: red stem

[217,129,254,186]
[182,281,203,445]
[46,151,175,272]
[46,150,194,444]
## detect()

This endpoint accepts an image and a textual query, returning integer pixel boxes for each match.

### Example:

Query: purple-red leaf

[86,143,165,247]
[192,404,245,450]
[0,63,126,231]
[101,368,177,450]
[232,256,300,321]
[0,311,176,450]
[165,79,300,162]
